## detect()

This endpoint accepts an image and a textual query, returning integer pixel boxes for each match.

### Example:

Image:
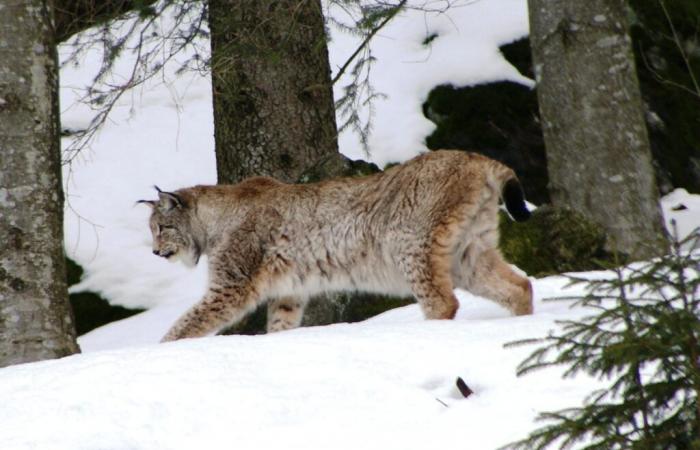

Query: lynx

[138,150,533,342]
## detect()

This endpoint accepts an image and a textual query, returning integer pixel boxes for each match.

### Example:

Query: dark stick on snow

[456,377,473,398]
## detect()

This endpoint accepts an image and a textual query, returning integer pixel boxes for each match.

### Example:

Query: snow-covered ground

[1,249,698,449]
[2,1,698,449]
[0,282,603,450]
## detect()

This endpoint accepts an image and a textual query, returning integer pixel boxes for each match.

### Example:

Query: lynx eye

[157,224,175,234]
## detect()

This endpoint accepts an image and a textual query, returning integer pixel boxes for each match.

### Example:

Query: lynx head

[138,187,202,268]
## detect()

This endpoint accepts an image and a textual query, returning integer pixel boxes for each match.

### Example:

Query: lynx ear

[157,189,184,212]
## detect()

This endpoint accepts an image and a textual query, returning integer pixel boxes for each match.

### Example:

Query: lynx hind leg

[458,248,533,316]
[266,296,307,333]
[399,242,459,320]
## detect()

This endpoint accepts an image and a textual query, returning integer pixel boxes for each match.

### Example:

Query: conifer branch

[331,0,407,85]
[502,224,700,449]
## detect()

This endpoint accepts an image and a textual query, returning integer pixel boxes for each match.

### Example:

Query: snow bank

[2,277,602,450]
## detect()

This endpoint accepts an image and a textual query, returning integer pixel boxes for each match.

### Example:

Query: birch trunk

[0,0,80,367]
[528,0,668,259]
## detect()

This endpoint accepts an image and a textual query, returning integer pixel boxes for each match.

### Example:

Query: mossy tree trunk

[0,0,80,367]
[528,0,668,260]
[208,0,342,184]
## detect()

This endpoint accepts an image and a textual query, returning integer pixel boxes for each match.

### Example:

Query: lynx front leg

[161,243,272,341]
[161,283,262,342]
[160,221,291,342]
[459,248,533,316]
[266,296,307,333]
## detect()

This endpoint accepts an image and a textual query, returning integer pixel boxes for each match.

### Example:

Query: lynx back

[139,150,533,341]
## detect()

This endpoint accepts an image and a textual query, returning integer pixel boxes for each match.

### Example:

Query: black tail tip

[503,178,531,222]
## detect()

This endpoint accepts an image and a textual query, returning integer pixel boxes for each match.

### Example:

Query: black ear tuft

[151,185,185,211]
[157,190,184,212]
[136,199,156,208]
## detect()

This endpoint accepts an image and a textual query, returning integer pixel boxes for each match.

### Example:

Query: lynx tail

[502,178,531,222]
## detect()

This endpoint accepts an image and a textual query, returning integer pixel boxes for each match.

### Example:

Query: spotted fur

[139,150,533,342]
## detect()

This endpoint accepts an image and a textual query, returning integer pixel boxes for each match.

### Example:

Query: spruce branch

[502,225,700,450]
[330,0,407,85]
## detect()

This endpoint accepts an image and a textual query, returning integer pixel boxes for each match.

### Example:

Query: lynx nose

[154,249,175,258]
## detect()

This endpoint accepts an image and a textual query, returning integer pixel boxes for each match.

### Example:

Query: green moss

[499,207,615,277]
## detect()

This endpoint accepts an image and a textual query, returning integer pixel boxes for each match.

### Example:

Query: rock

[423,81,549,205]
[66,258,144,336]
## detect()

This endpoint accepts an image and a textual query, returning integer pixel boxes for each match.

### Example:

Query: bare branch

[61,1,209,162]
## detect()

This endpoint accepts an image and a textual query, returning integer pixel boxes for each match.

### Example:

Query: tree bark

[208,0,342,184]
[0,0,80,367]
[528,0,668,260]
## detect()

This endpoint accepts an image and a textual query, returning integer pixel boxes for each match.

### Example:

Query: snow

[3,260,696,450]
[1,1,698,449]
[660,188,700,244]
[2,280,606,450]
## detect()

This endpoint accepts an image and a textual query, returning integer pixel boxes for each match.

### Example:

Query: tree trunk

[209,0,400,333]
[528,0,668,260]
[0,0,80,367]
[208,0,342,184]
